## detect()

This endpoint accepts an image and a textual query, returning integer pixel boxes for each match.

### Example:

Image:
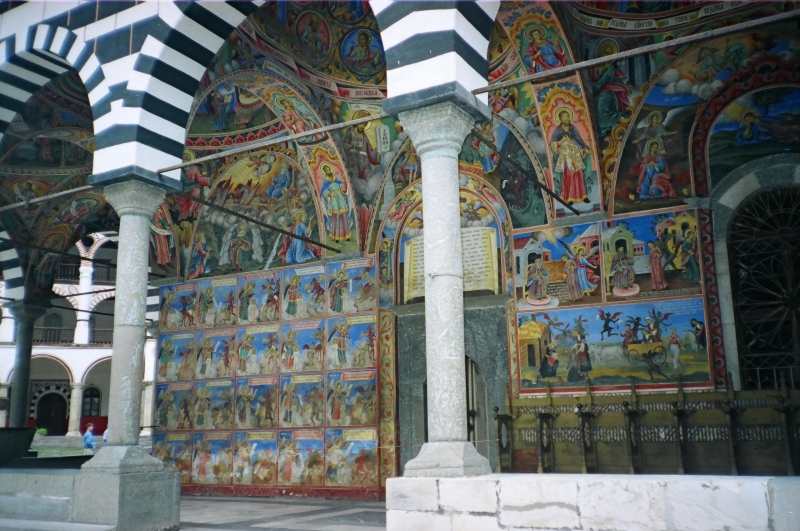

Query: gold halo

[555,106,573,122]
[351,109,373,130]
[182,150,196,162]
[524,25,546,41]
[356,30,372,45]
[573,244,586,256]
[646,138,663,152]
[646,111,663,125]
[596,38,619,58]
[739,107,760,121]
[320,162,335,177]
[276,97,293,109]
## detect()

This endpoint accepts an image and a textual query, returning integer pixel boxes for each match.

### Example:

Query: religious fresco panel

[237,324,280,376]
[327,259,376,315]
[235,376,279,429]
[156,333,196,383]
[325,428,379,487]
[194,379,235,431]
[159,284,197,331]
[233,430,278,485]
[280,320,326,373]
[282,264,327,320]
[326,370,377,428]
[708,85,800,188]
[513,222,603,311]
[153,433,192,484]
[516,297,711,394]
[238,271,281,325]
[602,210,702,302]
[279,373,325,428]
[196,329,237,380]
[197,278,238,328]
[326,314,377,370]
[192,432,233,485]
[154,383,194,431]
[277,429,325,486]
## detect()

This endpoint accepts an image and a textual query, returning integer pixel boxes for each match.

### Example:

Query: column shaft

[73,264,94,344]
[103,181,165,447]
[67,382,85,436]
[7,303,47,428]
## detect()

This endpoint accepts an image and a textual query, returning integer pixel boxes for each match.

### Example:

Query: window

[729,188,800,390]
[81,387,101,417]
[43,313,63,328]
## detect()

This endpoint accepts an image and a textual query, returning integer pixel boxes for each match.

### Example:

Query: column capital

[398,101,475,161]
[6,301,48,322]
[104,180,166,218]
[70,382,86,390]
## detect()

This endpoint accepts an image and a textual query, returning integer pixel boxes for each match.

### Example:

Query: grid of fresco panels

[153,259,382,488]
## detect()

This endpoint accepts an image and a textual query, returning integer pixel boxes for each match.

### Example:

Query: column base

[74,446,179,531]
[403,441,491,478]
[65,430,81,437]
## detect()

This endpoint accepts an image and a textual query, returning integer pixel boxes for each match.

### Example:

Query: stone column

[0,295,15,342]
[75,180,179,531]
[66,382,85,436]
[0,382,10,427]
[398,102,491,477]
[139,380,154,438]
[7,302,47,428]
[73,263,94,344]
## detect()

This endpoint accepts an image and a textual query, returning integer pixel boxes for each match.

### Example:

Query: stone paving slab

[0,519,115,531]
[180,496,386,531]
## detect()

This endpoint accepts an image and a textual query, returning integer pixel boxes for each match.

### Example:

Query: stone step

[0,519,114,531]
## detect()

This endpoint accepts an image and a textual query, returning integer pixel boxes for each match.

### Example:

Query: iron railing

[33,327,74,344]
[90,328,114,344]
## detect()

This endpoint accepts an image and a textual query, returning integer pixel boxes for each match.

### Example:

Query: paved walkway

[180,496,386,531]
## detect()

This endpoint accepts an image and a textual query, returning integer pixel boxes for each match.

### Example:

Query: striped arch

[0,228,24,300]
[89,288,115,312]
[0,23,103,145]
[50,285,79,310]
[372,0,499,115]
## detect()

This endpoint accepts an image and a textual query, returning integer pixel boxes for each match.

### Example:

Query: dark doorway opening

[36,393,68,435]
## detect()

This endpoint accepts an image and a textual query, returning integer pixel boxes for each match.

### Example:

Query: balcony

[90,328,114,345]
[33,327,73,344]
[53,263,80,284]
[93,264,117,285]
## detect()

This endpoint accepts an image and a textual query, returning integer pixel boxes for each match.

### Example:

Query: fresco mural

[517,297,710,393]
[197,278,238,328]
[708,85,800,187]
[233,431,278,485]
[156,260,393,494]
[154,433,193,484]
[238,271,281,324]
[281,264,326,320]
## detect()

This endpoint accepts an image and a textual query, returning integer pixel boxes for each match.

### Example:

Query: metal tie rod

[471,128,581,216]
[158,112,389,174]
[472,9,800,95]
[0,185,95,213]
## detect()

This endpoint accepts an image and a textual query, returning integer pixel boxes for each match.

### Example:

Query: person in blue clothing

[83,423,97,455]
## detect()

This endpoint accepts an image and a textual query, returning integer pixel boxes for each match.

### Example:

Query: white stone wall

[387,474,800,531]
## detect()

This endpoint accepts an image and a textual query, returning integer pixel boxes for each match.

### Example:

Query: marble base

[73,446,179,531]
[387,473,800,531]
[402,442,491,478]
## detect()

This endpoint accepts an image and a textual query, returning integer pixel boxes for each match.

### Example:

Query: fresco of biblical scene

[278,429,325,486]
[197,278,237,328]
[295,11,332,64]
[157,333,195,382]
[237,324,280,376]
[154,383,193,431]
[281,320,326,373]
[327,315,377,370]
[153,433,192,484]
[327,259,376,315]
[159,283,196,331]
[280,374,325,428]
[282,264,327,320]
[708,86,800,188]
[196,329,237,379]
[516,297,710,392]
[340,29,386,82]
[602,211,701,302]
[513,223,602,310]
[194,379,234,430]
[192,432,233,485]
[533,77,601,216]
[235,376,279,429]
[326,370,377,427]
[238,271,281,324]
[325,428,378,487]
[233,431,278,485]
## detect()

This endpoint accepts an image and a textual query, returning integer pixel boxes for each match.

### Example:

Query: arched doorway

[36,392,68,435]
[728,187,800,390]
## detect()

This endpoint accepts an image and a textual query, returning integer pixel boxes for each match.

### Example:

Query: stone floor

[179,496,386,531]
